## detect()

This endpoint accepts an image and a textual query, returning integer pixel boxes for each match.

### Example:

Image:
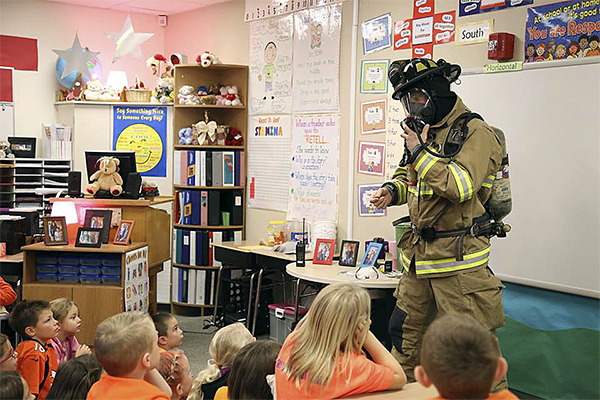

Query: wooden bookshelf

[172,64,248,316]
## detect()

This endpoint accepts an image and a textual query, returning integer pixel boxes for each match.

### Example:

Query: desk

[345,382,437,399]
[0,252,24,295]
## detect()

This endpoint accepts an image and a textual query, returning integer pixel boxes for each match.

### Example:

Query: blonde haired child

[275,282,406,399]
[188,322,255,400]
[158,350,193,400]
[49,298,91,364]
[87,311,172,400]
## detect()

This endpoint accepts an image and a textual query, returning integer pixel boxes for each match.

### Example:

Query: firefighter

[370,58,507,390]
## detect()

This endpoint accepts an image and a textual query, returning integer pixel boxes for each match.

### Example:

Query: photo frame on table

[114,220,134,245]
[43,216,68,246]
[313,238,335,265]
[360,242,383,268]
[339,240,360,267]
[83,209,113,244]
[75,227,102,248]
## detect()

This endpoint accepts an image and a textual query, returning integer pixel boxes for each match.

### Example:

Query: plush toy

[194,120,218,145]
[0,141,14,158]
[199,95,217,105]
[178,85,199,105]
[197,86,209,96]
[84,79,103,101]
[66,81,83,101]
[208,83,221,96]
[86,156,123,196]
[99,86,121,101]
[141,181,160,198]
[152,77,174,103]
[225,128,244,146]
[225,86,241,106]
[216,86,229,105]
[196,51,221,68]
[178,127,193,145]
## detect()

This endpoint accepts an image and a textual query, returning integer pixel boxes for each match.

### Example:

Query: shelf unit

[172,64,248,316]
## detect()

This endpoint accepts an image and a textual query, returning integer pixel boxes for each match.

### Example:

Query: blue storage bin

[59,255,80,265]
[37,264,57,274]
[101,267,121,276]
[101,276,121,285]
[80,266,102,275]
[101,256,121,267]
[80,255,102,267]
[37,273,57,282]
[58,274,80,283]
[80,274,102,284]
[37,254,58,265]
[58,265,80,274]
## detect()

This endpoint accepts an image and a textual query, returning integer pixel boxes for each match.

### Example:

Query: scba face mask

[400,88,436,125]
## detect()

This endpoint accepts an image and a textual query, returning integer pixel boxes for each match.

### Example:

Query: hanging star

[53,33,100,79]
[105,15,154,63]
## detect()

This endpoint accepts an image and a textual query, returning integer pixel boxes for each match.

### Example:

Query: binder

[182,269,189,303]
[188,269,197,304]
[240,152,245,187]
[178,268,184,302]
[208,231,214,267]
[212,231,223,267]
[176,230,183,264]
[195,151,201,186]
[195,270,205,304]
[223,151,234,186]
[222,190,243,226]
[190,231,197,265]
[182,230,190,265]
[212,151,223,187]
[174,151,181,185]
[172,267,179,302]
[206,151,213,186]
[191,191,201,225]
[196,230,203,266]
[181,151,188,185]
[207,190,221,226]
[205,270,212,305]
[183,191,192,224]
[202,231,210,266]
[200,191,208,226]
[187,151,196,186]
[234,230,243,243]
[234,151,241,186]
[200,151,207,187]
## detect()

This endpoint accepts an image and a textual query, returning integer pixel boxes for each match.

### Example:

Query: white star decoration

[53,33,100,79]
[105,15,154,63]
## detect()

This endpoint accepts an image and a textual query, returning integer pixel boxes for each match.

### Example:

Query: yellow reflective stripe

[399,251,411,271]
[414,153,440,178]
[391,181,408,204]
[448,162,473,202]
[414,247,490,266]
[482,174,495,189]
[416,256,489,275]
[392,166,408,180]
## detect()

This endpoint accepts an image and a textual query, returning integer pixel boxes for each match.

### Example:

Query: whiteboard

[455,60,600,298]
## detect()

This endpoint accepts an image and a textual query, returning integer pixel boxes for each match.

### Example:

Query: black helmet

[389,58,461,100]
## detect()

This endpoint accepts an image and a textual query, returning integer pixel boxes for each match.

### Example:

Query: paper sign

[413,0,435,18]
[362,13,392,55]
[459,0,533,17]
[358,141,386,176]
[358,184,386,217]
[360,59,389,93]
[386,88,406,179]
[394,19,413,50]
[412,43,434,59]
[456,20,493,46]
[412,16,434,45]
[124,246,149,312]
[484,61,523,73]
[361,99,387,134]
[433,11,455,44]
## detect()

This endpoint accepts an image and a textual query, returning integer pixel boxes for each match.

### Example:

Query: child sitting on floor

[188,322,255,400]
[275,282,406,399]
[0,333,17,372]
[87,311,172,400]
[0,371,32,400]
[49,298,91,364]
[152,313,184,352]
[45,354,102,400]
[415,314,517,400]
[9,300,59,400]
[158,350,193,400]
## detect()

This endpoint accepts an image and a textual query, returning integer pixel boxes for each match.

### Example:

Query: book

[240,151,245,187]
[212,151,223,187]
[223,151,235,186]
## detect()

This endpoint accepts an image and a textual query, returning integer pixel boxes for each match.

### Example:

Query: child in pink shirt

[50,298,91,364]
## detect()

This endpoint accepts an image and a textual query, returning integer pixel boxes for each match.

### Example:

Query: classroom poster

[293,4,342,113]
[249,15,294,115]
[288,114,340,222]
[113,106,167,177]
[386,89,406,179]
[360,59,389,93]
[362,13,393,55]
[358,184,386,217]
[124,246,149,312]
[247,115,292,212]
[525,1,600,63]
[358,141,385,176]
[360,99,387,134]
[459,0,533,17]
[244,0,344,22]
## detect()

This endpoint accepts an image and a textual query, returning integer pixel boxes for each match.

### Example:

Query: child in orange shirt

[87,311,172,400]
[415,314,518,400]
[0,333,18,372]
[49,298,91,364]
[275,283,406,399]
[9,300,59,400]
[152,313,184,352]
[157,350,193,400]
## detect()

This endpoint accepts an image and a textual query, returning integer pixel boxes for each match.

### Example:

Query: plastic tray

[37,254,58,265]
[101,267,121,276]
[58,265,80,274]
[37,264,57,274]
[59,255,80,265]
[37,273,57,282]
[79,266,102,275]
[101,256,121,267]
[80,274,102,284]
[79,255,102,267]
[101,276,121,285]
[58,274,80,283]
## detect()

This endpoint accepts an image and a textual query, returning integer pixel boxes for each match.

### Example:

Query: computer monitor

[85,151,137,188]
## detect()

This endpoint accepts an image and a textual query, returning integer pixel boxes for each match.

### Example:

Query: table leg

[252,268,265,336]
[212,265,224,326]
[246,271,257,330]
[293,278,301,324]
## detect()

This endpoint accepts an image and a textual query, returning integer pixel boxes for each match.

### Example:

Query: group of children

[0,282,516,399]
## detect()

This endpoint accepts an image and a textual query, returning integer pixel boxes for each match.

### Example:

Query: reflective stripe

[414,152,440,178]
[482,174,495,189]
[398,247,491,275]
[448,162,473,202]
[408,183,433,197]
[391,181,408,204]
[392,166,408,180]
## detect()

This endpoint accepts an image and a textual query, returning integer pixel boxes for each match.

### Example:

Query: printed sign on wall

[358,141,386,176]
[360,59,390,93]
[360,99,387,134]
[124,246,149,312]
[358,184,387,217]
[459,0,534,17]
[362,13,393,54]
[456,19,494,45]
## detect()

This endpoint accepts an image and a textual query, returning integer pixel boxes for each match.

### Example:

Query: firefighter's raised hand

[371,187,392,209]
[401,121,429,152]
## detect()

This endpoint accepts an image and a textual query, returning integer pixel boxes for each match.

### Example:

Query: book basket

[124,89,151,102]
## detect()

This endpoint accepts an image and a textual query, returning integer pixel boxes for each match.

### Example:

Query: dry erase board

[455,60,600,298]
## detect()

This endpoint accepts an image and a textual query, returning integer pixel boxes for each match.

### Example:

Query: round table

[286,261,399,289]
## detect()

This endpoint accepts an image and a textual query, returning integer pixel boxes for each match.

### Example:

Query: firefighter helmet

[388,58,461,100]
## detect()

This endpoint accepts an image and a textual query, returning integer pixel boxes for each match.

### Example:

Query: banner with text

[459,0,533,17]
[288,114,339,222]
[386,90,406,179]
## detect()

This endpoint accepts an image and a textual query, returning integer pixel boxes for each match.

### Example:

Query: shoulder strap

[443,112,484,156]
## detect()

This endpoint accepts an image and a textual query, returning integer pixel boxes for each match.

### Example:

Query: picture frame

[313,238,335,265]
[339,240,360,267]
[43,216,68,246]
[75,227,103,248]
[114,220,135,245]
[360,242,383,268]
[83,209,113,244]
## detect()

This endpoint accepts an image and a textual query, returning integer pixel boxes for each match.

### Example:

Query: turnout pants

[389,262,507,390]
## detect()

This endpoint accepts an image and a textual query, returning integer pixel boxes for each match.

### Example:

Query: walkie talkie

[296,218,306,267]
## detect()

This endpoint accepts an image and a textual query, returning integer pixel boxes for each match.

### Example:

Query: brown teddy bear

[86,156,123,196]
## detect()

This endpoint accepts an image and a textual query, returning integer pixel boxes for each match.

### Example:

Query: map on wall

[249,14,294,115]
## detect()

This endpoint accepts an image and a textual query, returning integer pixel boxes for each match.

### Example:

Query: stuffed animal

[99,86,121,101]
[196,51,221,68]
[152,77,174,103]
[194,120,218,145]
[178,127,193,145]
[216,86,229,105]
[84,79,103,101]
[141,181,160,198]
[225,86,241,106]
[197,86,209,96]
[199,95,217,105]
[225,128,244,146]
[208,83,221,96]
[0,141,14,158]
[86,156,123,196]
[178,85,199,105]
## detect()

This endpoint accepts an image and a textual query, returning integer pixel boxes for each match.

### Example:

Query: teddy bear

[178,85,199,105]
[99,86,120,101]
[199,95,217,105]
[225,86,241,106]
[216,86,229,105]
[178,127,193,145]
[84,79,103,101]
[225,128,244,146]
[86,157,123,196]
[0,141,14,158]
[196,51,221,68]
[152,77,174,103]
